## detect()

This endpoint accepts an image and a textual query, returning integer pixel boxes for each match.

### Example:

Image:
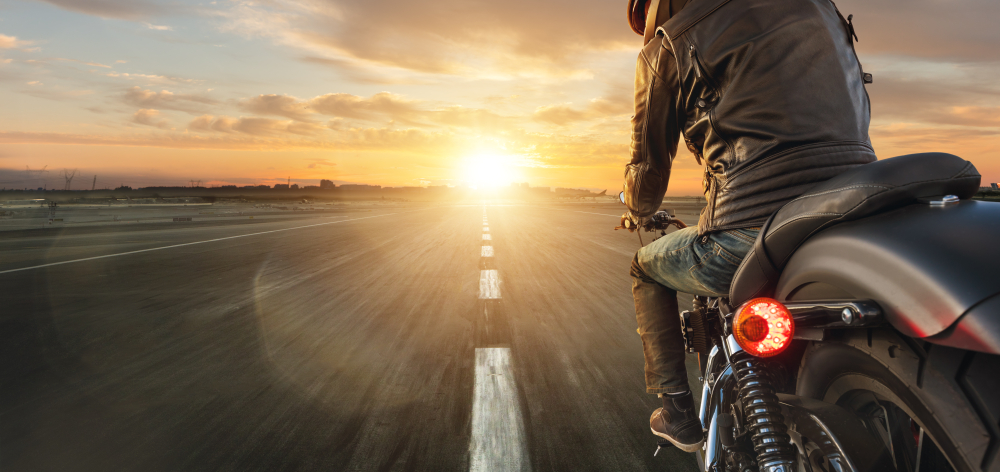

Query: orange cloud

[131,109,168,128]
[220,0,633,77]
[239,94,315,122]
[0,34,32,50]
[189,115,325,136]
[123,86,217,113]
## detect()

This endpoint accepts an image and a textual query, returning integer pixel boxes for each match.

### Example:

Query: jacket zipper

[689,47,716,91]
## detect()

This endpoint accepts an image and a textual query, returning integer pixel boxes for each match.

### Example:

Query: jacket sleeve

[624,33,681,218]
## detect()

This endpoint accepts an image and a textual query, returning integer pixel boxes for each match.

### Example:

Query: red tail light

[734,298,794,357]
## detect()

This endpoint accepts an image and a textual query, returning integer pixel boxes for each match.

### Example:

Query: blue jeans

[630,226,759,394]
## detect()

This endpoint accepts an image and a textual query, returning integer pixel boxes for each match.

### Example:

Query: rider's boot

[650,390,705,452]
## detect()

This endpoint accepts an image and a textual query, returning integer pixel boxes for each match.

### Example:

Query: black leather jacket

[624,0,876,235]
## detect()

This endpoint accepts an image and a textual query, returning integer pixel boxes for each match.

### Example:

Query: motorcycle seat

[729,152,981,305]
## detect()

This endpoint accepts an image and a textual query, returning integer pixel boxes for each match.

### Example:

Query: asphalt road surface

[0,202,704,471]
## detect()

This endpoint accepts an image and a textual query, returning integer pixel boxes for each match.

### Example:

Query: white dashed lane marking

[481,246,494,257]
[469,348,529,472]
[483,234,491,240]
[484,227,489,232]
[478,270,500,299]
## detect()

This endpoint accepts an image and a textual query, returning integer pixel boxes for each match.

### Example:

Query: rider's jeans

[631,226,760,394]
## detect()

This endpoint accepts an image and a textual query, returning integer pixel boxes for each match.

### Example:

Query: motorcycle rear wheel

[795,329,1000,472]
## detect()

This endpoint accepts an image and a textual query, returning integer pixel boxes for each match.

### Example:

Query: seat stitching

[790,184,893,202]
[950,162,974,179]
[768,212,848,233]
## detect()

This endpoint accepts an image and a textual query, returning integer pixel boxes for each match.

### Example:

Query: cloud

[144,23,173,31]
[132,108,169,128]
[54,57,112,68]
[309,92,422,122]
[836,0,1000,62]
[306,159,336,169]
[239,94,315,122]
[36,0,167,21]
[863,62,1000,131]
[189,115,326,136]
[108,72,198,84]
[533,104,586,126]
[0,34,33,50]
[123,86,216,113]
[532,96,631,125]
[219,0,632,77]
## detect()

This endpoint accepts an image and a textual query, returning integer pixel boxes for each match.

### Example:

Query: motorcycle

[619,153,1000,472]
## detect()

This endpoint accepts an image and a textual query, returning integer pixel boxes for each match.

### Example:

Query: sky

[0,0,998,193]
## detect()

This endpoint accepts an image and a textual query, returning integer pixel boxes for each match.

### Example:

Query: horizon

[2,0,999,194]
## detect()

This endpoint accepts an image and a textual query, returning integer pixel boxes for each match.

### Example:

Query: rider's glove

[619,211,643,232]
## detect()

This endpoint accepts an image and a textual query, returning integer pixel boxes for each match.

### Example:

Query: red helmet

[629,0,689,42]
[627,0,646,36]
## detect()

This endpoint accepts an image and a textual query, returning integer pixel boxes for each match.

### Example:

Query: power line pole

[63,169,77,191]
[92,175,97,191]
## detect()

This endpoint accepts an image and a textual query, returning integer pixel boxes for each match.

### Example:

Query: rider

[620,0,875,451]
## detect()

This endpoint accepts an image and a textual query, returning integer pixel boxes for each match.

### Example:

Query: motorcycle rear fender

[776,200,1000,353]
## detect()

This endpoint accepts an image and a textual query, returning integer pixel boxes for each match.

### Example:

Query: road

[0,202,704,471]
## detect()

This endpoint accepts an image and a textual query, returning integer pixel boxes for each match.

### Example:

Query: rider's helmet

[628,0,690,44]
[627,0,646,36]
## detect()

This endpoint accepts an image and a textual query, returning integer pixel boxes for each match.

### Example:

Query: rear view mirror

[619,191,626,204]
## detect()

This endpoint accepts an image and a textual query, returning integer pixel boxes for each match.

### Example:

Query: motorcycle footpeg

[653,440,673,456]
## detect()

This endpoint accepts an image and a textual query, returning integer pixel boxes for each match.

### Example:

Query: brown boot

[650,391,705,452]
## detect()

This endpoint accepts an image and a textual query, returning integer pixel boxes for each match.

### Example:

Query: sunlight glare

[463,152,517,188]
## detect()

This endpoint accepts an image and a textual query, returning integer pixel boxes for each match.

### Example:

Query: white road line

[0,213,394,275]
[482,246,494,257]
[483,234,491,240]
[575,211,621,217]
[470,348,529,472]
[483,227,489,232]
[478,270,500,299]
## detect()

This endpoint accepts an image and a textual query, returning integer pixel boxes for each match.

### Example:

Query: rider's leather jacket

[623,0,877,235]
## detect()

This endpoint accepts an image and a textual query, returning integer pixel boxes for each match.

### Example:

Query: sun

[462,152,517,188]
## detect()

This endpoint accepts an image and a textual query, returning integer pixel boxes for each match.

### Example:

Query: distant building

[340,184,381,191]
[993,183,999,190]
[273,184,289,190]
[290,184,300,190]
[320,179,335,189]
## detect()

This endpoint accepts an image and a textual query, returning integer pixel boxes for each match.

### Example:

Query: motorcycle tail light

[734,298,794,357]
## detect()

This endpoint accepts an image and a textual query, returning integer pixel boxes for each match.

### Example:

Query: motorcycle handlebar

[615,210,687,232]
[644,211,687,231]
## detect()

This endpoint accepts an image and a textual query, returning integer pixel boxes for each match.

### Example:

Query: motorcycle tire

[795,328,1000,472]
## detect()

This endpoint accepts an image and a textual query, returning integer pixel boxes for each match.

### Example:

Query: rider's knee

[631,253,654,282]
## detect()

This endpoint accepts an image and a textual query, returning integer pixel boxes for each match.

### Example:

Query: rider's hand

[619,211,642,232]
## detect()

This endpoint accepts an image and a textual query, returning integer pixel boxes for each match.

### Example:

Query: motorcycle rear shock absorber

[731,352,796,472]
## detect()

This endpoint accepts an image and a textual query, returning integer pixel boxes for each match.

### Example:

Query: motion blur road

[1,202,704,472]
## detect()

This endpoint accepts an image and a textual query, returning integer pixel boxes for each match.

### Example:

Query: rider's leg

[631,226,760,449]
[631,226,705,394]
